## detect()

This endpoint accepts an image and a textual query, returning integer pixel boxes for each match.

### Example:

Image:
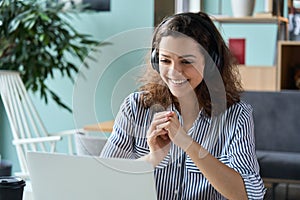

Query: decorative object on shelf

[229,38,245,65]
[254,0,273,17]
[230,0,256,17]
[0,0,101,112]
[289,0,300,40]
[264,0,273,13]
[175,0,202,14]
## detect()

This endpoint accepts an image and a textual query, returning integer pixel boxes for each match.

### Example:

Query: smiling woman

[100,11,266,200]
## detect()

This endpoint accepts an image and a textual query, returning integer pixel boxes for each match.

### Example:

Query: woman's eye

[182,60,193,64]
[159,59,170,64]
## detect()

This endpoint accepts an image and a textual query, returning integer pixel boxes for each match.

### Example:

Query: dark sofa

[241,91,300,189]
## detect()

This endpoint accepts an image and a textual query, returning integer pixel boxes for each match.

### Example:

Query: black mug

[0,176,26,200]
[0,160,12,176]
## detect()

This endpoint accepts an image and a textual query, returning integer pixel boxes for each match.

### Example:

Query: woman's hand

[146,111,173,166]
[144,111,194,166]
[159,111,194,151]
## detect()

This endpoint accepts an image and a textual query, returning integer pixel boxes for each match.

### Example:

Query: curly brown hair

[138,12,243,117]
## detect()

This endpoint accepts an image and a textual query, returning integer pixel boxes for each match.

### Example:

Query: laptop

[26,152,157,200]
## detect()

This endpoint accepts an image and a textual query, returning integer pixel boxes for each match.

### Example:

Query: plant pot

[231,0,256,17]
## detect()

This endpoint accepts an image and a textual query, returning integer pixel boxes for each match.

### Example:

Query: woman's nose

[170,61,183,73]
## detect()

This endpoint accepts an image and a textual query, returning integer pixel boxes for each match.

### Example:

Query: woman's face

[158,36,205,98]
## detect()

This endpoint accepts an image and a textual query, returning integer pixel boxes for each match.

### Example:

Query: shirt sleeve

[227,105,266,199]
[100,93,136,159]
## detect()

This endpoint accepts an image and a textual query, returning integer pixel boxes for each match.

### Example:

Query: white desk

[23,181,33,200]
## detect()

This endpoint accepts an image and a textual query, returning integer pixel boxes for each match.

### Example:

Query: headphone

[151,48,159,72]
[150,12,221,73]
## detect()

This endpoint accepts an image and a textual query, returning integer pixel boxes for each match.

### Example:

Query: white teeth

[170,79,187,84]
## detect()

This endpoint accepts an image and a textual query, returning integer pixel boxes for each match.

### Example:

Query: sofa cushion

[241,91,300,153]
[256,150,300,180]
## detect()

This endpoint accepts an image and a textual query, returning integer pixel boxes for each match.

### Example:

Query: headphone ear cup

[151,48,159,73]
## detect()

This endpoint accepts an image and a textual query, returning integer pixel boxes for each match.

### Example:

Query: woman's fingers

[148,128,168,138]
[147,111,176,144]
[153,111,174,124]
[148,110,193,152]
[147,128,170,151]
[156,116,178,132]
[155,120,170,130]
[148,111,173,133]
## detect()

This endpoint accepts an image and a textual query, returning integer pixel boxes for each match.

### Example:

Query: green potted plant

[0,0,100,112]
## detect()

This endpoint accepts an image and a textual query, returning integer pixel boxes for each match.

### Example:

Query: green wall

[0,0,154,174]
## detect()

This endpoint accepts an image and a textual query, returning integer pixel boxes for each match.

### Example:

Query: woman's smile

[168,78,189,86]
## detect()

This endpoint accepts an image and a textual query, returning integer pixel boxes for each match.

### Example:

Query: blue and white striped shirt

[100,92,265,199]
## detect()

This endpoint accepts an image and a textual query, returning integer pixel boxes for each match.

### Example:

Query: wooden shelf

[237,41,300,92]
[212,16,288,40]
[211,16,288,24]
[238,65,278,91]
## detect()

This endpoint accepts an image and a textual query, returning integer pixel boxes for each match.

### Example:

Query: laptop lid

[27,152,157,200]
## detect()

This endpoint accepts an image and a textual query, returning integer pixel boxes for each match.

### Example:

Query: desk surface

[83,120,114,132]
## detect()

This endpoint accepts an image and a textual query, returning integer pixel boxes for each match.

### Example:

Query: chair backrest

[75,133,107,156]
[0,70,58,177]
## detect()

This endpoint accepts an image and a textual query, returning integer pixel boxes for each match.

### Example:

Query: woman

[101,12,265,199]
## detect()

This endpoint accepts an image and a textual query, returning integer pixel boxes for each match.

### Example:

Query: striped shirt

[100,92,266,200]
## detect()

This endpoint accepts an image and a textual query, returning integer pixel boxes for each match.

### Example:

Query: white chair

[0,70,84,179]
[75,133,107,156]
